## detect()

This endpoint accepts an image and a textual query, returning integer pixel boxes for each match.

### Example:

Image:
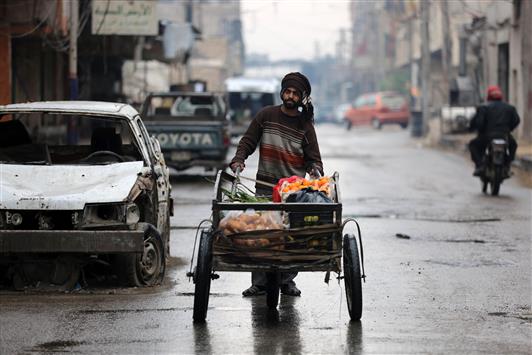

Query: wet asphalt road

[1,124,531,354]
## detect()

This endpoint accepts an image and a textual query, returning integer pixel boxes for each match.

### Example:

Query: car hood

[0,161,145,210]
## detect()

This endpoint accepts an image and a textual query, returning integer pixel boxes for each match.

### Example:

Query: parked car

[0,101,172,289]
[345,91,410,129]
[141,92,230,173]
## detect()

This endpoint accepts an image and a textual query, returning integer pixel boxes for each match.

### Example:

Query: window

[228,92,274,118]
[145,94,225,121]
[381,95,405,109]
[366,94,377,107]
[0,113,141,165]
[354,96,365,108]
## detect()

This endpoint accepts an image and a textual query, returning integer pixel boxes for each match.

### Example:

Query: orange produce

[278,176,332,200]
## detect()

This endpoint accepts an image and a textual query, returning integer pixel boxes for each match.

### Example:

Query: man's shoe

[280,283,301,296]
[473,167,483,177]
[242,285,265,297]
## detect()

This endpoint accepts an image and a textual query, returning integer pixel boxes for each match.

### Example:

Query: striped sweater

[231,105,323,194]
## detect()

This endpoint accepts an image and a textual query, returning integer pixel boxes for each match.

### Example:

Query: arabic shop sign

[91,0,157,36]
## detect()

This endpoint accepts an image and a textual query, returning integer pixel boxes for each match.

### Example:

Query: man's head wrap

[281,72,311,97]
[280,72,314,122]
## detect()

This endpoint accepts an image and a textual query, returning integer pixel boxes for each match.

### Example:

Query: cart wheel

[343,234,363,321]
[193,230,213,323]
[265,272,280,309]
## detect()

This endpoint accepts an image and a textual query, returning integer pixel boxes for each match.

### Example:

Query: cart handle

[230,167,241,196]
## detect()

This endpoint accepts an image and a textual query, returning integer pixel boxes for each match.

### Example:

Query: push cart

[189,170,365,322]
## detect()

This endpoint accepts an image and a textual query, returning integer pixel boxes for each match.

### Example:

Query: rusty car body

[0,101,172,289]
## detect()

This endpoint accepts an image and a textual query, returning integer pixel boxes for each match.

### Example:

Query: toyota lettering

[156,132,215,148]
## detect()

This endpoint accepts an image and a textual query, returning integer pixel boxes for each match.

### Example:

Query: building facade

[348,0,531,142]
[0,0,70,104]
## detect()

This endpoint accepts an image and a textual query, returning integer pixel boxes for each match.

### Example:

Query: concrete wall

[189,38,229,91]
[154,0,243,92]
[0,0,69,104]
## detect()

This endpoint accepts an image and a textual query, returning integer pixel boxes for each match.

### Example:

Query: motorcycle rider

[468,85,520,176]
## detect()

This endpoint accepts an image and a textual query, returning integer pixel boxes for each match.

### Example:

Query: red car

[344,91,410,129]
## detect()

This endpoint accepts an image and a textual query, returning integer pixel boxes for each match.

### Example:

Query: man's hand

[308,164,322,179]
[230,161,245,173]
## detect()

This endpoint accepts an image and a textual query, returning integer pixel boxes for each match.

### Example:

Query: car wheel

[115,223,165,287]
[371,118,381,130]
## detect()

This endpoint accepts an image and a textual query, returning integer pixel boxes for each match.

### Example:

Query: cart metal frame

[191,170,364,322]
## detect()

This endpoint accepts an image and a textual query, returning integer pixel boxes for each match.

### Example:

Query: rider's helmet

[486,85,503,101]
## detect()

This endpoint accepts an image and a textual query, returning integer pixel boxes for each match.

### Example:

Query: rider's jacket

[469,100,520,137]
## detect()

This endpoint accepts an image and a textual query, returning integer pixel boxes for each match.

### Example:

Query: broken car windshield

[0,113,143,165]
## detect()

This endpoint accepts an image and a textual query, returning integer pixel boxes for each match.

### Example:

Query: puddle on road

[31,337,164,351]
[488,312,508,316]
[214,307,250,311]
[175,292,195,296]
[517,314,532,321]
[488,311,532,322]
[343,214,501,223]
[439,218,501,223]
[423,259,511,267]
[443,239,486,243]
[32,340,85,351]
[75,306,192,315]
[175,292,234,297]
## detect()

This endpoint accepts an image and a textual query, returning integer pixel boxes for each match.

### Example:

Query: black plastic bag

[285,188,332,203]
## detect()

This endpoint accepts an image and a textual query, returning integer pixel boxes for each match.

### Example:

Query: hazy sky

[241,0,351,61]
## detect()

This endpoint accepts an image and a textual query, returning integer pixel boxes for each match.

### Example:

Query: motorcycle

[480,138,510,196]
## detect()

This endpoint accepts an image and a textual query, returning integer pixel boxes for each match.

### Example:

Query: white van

[224,77,281,136]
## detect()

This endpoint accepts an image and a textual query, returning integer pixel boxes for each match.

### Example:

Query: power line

[9,3,55,39]
[94,0,111,35]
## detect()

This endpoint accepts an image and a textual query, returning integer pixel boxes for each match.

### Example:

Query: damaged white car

[0,101,172,289]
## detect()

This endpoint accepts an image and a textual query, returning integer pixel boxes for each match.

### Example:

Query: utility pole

[408,16,417,109]
[68,0,79,145]
[69,0,78,100]
[184,0,193,85]
[440,0,451,104]
[440,0,451,137]
[420,0,431,135]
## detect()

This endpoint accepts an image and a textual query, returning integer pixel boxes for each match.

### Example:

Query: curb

[513,155,532,171]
